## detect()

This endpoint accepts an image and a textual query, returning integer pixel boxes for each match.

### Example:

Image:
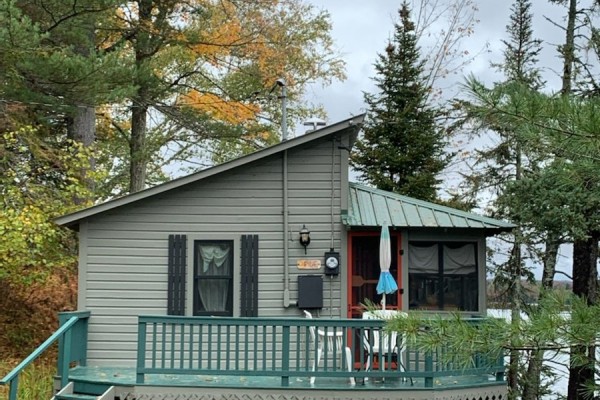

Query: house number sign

[297,259,321,269]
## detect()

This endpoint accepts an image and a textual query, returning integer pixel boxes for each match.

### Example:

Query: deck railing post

[495,353,505,381]
[61,329,72,388]
[79,315,89,367]
[137,320,147,384]
[8,374,18,400]
[57,314,68,380]
[281,325,290,387]
[424,350,434,388]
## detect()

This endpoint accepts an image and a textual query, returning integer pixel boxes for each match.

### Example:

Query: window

[193,240,233,316]
[408,242,478,311]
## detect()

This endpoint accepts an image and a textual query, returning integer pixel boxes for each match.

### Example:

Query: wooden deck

[63,366,507,400]
[26,313,507,400]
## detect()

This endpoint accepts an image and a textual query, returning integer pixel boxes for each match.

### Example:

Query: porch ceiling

[343,183,514,234]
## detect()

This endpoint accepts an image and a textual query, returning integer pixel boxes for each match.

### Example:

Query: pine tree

[351,2,448,202]
[500,0,543,89]
[485,1,545,397]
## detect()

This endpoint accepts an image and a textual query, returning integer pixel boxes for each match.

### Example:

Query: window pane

[408,274,440,310]
[194,240,233,316]
[196,278,230,313]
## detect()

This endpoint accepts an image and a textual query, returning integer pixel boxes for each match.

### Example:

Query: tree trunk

[560,0,577,95]
[507,241,522,399]
[66,13,96,199]
[68,105,95,147]
[128,0,153,194]
[541,236,560,291]
[129,100,148,193]
[66,103,96,203]
[567,233,599,400]
[522,235,560,400]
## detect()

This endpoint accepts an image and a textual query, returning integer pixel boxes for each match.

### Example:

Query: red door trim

[346,230,402,318]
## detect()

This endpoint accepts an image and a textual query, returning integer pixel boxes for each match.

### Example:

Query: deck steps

[54,394,99,400]
[52,382,116,400]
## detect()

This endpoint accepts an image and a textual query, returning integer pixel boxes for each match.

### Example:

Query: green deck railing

[0,311,90,400]
[136,315,505,387]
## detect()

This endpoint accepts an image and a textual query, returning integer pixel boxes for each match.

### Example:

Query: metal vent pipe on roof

[273,79,287,141]
[304,118,326,133]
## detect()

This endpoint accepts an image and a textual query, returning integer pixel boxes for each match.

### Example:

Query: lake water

[488,309,568,397]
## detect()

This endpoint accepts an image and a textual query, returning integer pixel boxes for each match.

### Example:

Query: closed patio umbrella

[376,222,398,309]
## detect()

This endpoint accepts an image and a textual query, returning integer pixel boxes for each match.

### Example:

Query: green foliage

[0,127,101,285]
[0,0,133,115]
[495,0,543,89]
[463,69,600,398]
[0,361,55,400]
[99,0,346,191]
[351,2,449,202]
[386,291,600,397]
[466,84,600,242]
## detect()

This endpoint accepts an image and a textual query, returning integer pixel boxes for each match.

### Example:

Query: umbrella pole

[382,295,386,310]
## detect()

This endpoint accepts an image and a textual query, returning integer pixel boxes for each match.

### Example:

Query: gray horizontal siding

[81,135,348,366]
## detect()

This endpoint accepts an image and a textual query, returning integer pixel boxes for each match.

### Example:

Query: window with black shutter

[193,240,234,316]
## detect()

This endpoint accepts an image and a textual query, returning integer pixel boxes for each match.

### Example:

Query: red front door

[347,231,402,318]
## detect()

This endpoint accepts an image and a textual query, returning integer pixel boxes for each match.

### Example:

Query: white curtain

[197,244,231,312]
[443,244,476,274]
[408,244,438,273]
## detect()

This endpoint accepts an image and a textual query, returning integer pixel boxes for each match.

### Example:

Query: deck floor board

[68,366,500,391]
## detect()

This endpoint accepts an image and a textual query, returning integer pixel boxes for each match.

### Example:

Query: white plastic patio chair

[303,310,355,385]
[362,310,407,378]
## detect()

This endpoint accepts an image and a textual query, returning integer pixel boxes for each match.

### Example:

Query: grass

[0,360,55,400]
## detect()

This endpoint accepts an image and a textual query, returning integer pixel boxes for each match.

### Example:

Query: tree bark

[567,233,599,400]
[507,241,522,399]
[560,0,577,95]
[541,236,560,291]
[128,0,153,194]
[68,105,95,147]
[522,235,560,400]
[129,100,148,193]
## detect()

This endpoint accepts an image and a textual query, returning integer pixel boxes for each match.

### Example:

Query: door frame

[346,230,403,318]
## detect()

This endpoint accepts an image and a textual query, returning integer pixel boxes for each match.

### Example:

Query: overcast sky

[302,0,565,124]
[299,1,573,280]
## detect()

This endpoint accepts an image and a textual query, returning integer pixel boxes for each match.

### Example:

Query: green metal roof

[344,183,514,233]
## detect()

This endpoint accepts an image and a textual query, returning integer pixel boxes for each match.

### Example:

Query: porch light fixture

[299,225,311,254]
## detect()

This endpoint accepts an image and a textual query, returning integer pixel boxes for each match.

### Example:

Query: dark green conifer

[351,2,448,202]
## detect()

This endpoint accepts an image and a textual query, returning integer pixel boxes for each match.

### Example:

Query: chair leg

[397,349,413,385]
[310,348,323,385]
[344,347,355,385]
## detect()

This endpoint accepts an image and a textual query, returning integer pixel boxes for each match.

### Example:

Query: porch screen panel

[240,234,259,317]
[167,234,187,315]
[408,242,477,311]
[443,243,477,311]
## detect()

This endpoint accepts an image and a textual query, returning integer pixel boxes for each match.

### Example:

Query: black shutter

[167,234,187,315]
[240,235,259,317]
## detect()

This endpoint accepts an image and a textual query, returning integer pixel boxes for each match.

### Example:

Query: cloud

[303,0,569,125]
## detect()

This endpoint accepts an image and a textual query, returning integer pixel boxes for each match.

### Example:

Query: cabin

[1,115,512,400]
